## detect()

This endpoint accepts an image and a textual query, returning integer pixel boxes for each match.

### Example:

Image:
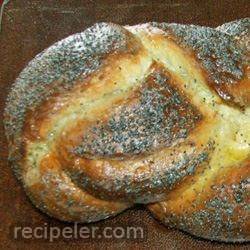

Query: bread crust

[4,19,250,241]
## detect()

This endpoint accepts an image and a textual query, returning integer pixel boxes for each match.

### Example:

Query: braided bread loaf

[4,18,250,242]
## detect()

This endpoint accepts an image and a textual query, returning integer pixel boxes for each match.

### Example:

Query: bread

[4,18,250,242]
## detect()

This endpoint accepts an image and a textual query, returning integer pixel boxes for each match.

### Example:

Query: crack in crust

[150,21,249,107]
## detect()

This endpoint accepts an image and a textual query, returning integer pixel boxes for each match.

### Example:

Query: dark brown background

[0,1,249,249]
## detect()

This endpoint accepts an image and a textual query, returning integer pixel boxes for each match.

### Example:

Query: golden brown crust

[4,20,250,242]
[143,21,250,108]
[26,153,130,222]
[148,159,250,242]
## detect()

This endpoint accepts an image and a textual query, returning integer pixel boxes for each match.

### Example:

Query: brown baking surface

[0,1,249,249]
